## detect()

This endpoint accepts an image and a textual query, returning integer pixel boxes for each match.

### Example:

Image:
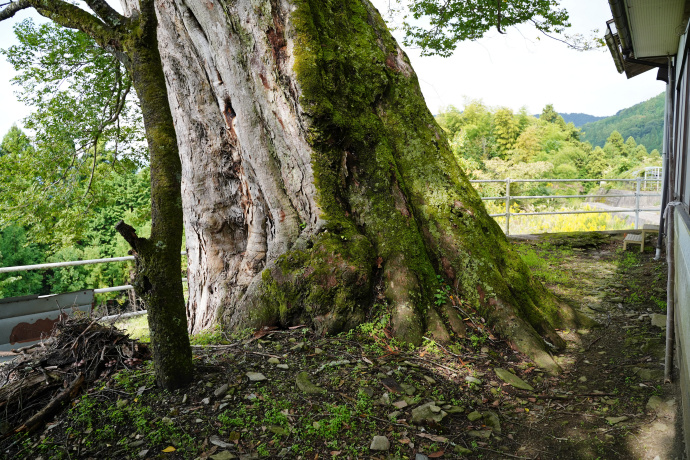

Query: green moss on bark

[252,0,589,369]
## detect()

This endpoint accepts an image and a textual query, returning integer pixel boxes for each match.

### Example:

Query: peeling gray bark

[155,0,319,333]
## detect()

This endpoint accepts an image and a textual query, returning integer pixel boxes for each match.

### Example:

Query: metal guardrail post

[635,177,641,229]
[505,179,511,235]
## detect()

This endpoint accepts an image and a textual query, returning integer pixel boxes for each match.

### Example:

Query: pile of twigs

[0,314,150,441]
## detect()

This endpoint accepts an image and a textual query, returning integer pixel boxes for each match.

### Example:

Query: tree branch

[116,220,142,252]
[27,0,118,47]
[0,0,31,21]
[82,0,126,27]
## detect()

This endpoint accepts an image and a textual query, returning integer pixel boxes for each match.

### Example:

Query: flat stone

[468,430,491,439]
[393,400,408,409]
[605,416,629,425]
[483,411,501,433]
[416,454,429,460]
[650,314,667,329]
[210,452,237,460]
[370,435,390,451]
[209,435,233,448]
[647,396,664,410]
[388,411,401,419]
[454,446,473,455]
[268,425,289,436]
[411,402,447,424]
[268,357,280,364]
[201,397,211,405]
[494,368,534,391]
[296,372,325,394]
[465,376,482,385]
[246,372,267,382]
[138,450,149,458]
[467,411,482,422]
[400,383,416,396]
[423,375,436,384]
[214,384,229,397]
[633,367,664,381]
[446,405,464,414]
[277,364,289,370]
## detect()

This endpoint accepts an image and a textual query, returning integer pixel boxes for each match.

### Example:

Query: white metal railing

[469,177,662,235]
[0,252,187,297]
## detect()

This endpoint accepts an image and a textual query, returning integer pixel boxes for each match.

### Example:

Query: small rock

[578,376,587,383]
[210,452,237,460]
[650,314,667,329]
[400,383,416,396]
[219,403,229,411]
[411,402,447,424]
[393,400,408,409]
[209,435,233,448]
[388,411,401,419]
[446,405,464,414]
[246,372,267,382]
[465,376,482,385]
[296,372,325,394]
[379,392,390,405]
[181,394,188,404]
[268,357,280,364]
[370,435,390,451]
[494,368,534,391]
[161,417,173,426]
[314,348,324,354]
[201,397,211,405]
[467,411,482,422]
[214,383,229,397]
[633,367,664,381]
[116,399,128,409]
[415,454,429,460]
[277,364,289,370]
[454,446,473,455]
[290,342,306,351]
[423,375,436,384]
[468,430,491,438]
[361,387,375,398]
[605,416,629,425]
[483,411,501,433]
[129,440,145,448]
[138,450,149,458]
[268,425,289,436]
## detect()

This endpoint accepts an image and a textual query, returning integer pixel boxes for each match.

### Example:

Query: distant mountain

[558,113,607,127]
[579,93,665,152]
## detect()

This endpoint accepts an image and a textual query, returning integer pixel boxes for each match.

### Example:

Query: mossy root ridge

[232,0,592,374]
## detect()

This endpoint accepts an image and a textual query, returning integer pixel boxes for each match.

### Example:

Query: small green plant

[190,323,228,345]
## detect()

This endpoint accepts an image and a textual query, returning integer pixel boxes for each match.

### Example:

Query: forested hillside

[554,113,606,127]
[580,93,665,152]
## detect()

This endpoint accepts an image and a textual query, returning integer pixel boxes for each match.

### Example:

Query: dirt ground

[0,232,684,460]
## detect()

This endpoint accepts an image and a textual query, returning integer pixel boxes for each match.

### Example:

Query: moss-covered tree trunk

[155,0,590,372]
[115,0,193,390]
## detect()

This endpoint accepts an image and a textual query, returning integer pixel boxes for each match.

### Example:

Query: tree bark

[115,4,193,389]
[154,0,592,372]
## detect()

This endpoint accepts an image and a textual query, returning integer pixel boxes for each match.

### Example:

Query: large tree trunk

[155,0,590,372]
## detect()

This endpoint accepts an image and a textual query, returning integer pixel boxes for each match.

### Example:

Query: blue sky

[0,0,664,137]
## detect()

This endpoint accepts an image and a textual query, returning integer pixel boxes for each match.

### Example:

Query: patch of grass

[112,314,150,342]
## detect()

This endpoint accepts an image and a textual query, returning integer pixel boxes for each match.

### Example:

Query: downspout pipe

[656,57,675,259]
